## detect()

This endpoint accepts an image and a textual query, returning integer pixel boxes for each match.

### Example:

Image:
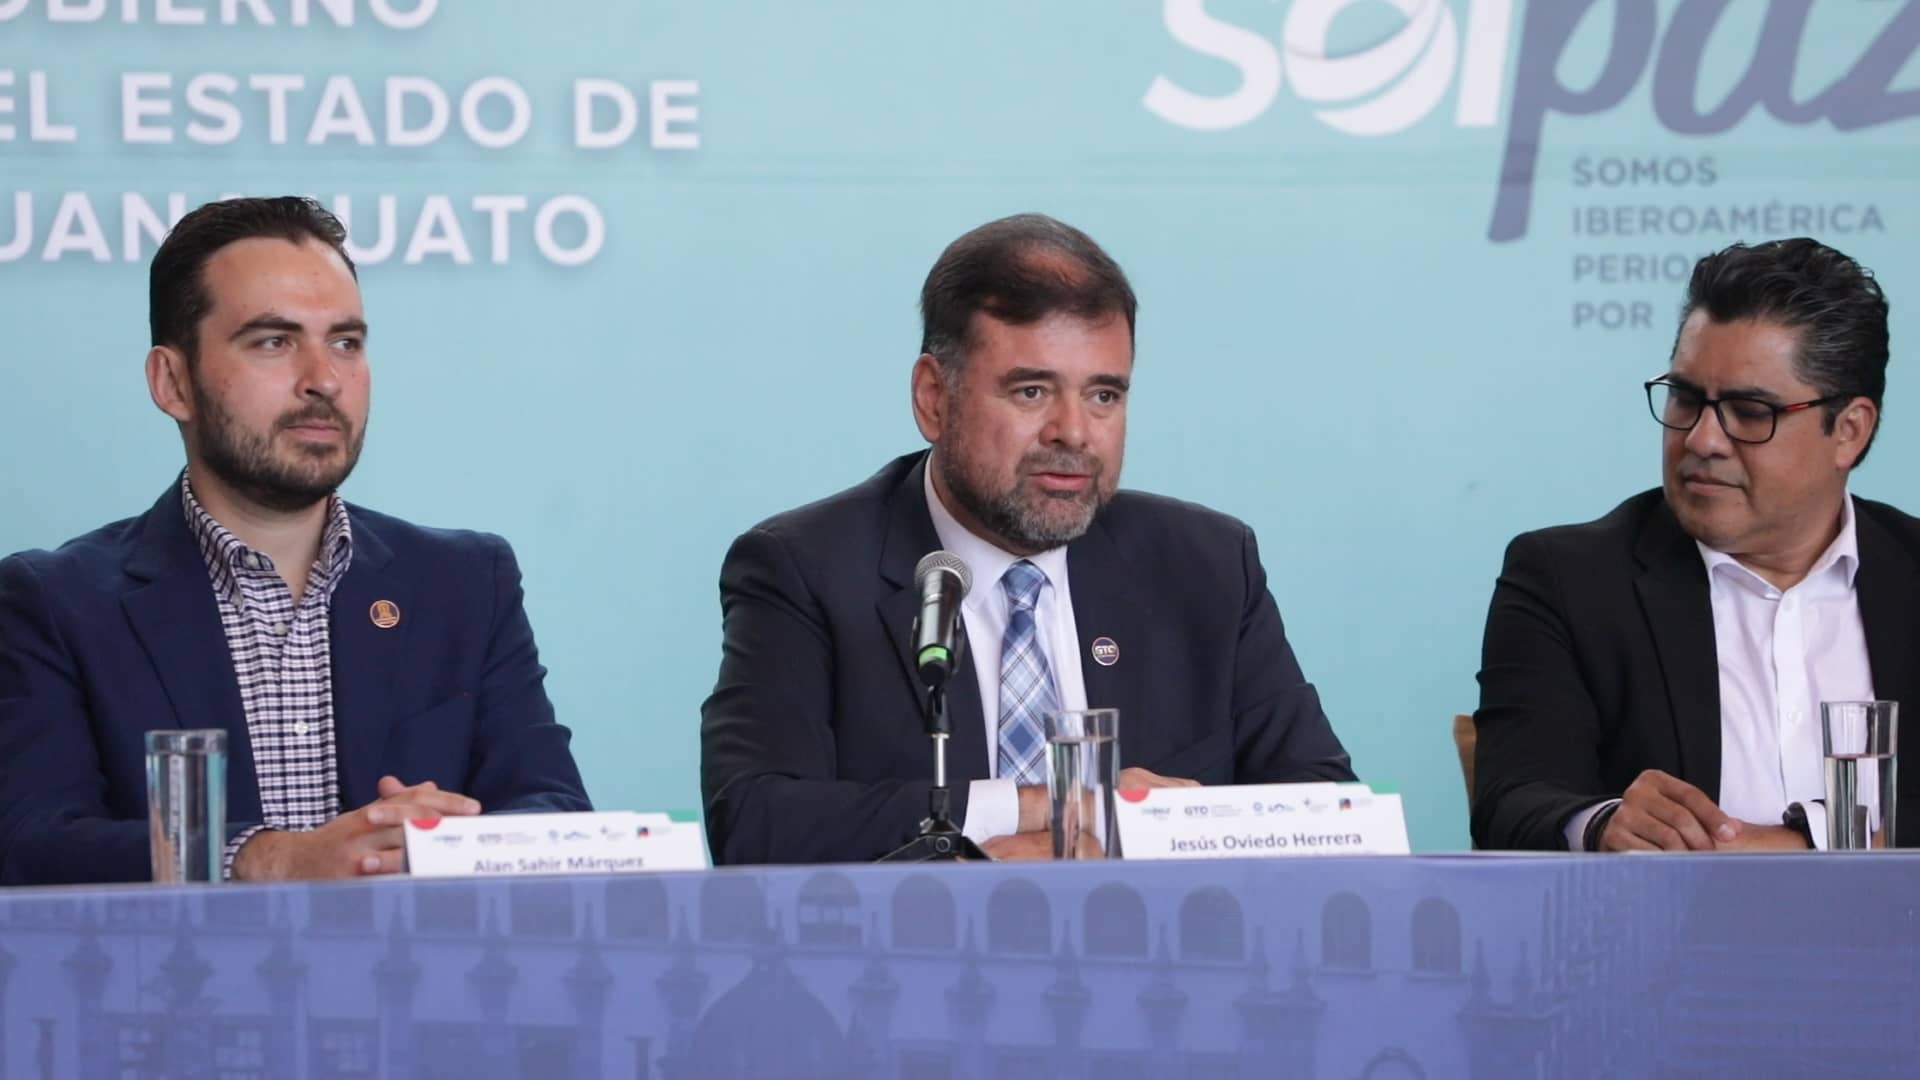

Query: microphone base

[879,779,989,862]
[878,816,990,863]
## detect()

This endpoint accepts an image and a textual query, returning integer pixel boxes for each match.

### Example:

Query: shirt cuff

[1564,799,1620,852]
[1801,801,1828,851]
[223,824,275,881]
[961,779,1020,844]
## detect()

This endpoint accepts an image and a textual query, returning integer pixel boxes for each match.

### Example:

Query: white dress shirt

[922,464,1088,843]
[1566,494,1872,850]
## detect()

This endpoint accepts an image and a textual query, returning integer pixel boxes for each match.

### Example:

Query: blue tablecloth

[1,853,1916,1078]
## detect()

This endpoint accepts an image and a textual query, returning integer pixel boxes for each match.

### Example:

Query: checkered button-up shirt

[181,476,353,878]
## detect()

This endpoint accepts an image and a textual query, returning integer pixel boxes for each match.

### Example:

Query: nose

[293,340,342,403]
[1682,401,1732,458]
[1041,394,1089,451]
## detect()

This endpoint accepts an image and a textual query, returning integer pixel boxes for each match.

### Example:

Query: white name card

[404,811,710,877]
[1115,783,1410,859]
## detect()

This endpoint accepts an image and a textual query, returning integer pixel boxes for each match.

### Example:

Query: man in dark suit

[0,197,589,886]
[702,213,1355,865]
[1474,237,1916,852]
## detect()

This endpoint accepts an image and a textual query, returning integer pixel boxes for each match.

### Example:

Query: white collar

[922,455,1071,610]
[1697,492,1860,596]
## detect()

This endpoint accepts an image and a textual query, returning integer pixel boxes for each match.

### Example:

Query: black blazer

[1472,488,1920,850]
[700,452,1355,865]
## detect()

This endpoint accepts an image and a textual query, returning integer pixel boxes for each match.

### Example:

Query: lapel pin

[369,600,401,629]
[1091,636,1119,666]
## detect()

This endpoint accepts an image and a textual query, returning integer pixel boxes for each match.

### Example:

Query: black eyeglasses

[1644,377,1845,445]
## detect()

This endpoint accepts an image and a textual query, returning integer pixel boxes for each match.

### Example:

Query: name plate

[404,811,710,877]
[1115,783,1410,859]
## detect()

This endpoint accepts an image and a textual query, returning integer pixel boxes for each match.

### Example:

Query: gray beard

[937,449,1103,553]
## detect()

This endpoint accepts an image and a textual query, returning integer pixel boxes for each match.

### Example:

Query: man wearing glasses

[1472,237,1917,851]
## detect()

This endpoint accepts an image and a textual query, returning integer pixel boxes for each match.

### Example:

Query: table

[1,853,1916,1078]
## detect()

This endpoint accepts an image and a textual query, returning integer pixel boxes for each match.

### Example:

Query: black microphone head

[914,551,972,597]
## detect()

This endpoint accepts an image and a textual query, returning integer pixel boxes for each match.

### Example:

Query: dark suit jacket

[701,452,1356,865]
[1472,488,1920,850]
[0,485,592,885]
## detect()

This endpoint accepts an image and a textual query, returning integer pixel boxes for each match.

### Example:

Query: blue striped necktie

[997,559,1059,785]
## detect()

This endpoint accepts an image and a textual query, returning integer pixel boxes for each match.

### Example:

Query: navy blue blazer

[0,485,591,885]
[701,452,1356,865]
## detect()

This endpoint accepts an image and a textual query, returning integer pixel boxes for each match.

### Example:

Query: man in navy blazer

[0,197,588,886]
[701,214,1355,865]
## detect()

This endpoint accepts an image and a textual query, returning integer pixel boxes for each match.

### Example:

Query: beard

[190,380,366,514]
[938,433,1113,553]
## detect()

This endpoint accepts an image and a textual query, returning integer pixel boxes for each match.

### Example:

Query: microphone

[910,551,972,688]
[879,550,991,862]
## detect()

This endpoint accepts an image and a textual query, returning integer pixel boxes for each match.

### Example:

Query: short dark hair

[149,196,357,361]
[919,213,1137,375]
[1677,237,1890,464]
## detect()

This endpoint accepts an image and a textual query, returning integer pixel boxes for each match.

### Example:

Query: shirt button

[293,721,310,736]
[271,621,289,636]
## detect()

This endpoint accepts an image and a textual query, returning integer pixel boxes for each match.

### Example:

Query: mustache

[1019,451,1100,476]
[1678,463,1740,487]
[276,403,350,431]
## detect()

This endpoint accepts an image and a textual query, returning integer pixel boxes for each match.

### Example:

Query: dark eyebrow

[228,315,368,342]
[229,315,303,342]
[1001,367,1060,385]
[1715,384,1782,403]
[1000,368,1129,393]
[1661,375,1781,403]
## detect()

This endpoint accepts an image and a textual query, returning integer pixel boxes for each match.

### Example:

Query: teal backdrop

[4,1,1919,852]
